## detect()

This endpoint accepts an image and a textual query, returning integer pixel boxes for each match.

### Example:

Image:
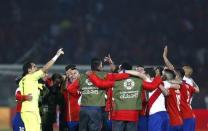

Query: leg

[69,121,79,131]
[112,120,125,131]
[21,112,41,131]
[88,109,103,131]
[169,125,183,131]
[125,121,137,131]
[161,112,170,131]
[102,111,111,131]
[79,108,89,131]
[183,118,196,131]
[12,113,25,131]
[148,112,165,131]
[138,115,148,131]
[107,120,112,131]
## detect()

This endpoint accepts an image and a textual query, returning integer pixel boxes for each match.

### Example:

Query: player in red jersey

[178,68,199,131]
[163,45,199,131]
[63,65,81,131]
[67,58,130,131]
[86,64,162,131]
[160,79,183,131]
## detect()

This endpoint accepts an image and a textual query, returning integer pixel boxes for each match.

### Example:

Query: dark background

[0,0,207,108]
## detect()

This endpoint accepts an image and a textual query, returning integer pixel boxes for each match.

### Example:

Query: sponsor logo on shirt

[124,79,135,90]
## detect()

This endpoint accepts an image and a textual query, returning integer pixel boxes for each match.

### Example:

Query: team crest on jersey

[85,79,93,86]
[123,79,135,90]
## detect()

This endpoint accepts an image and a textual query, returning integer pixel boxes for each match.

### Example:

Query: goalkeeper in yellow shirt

[19,48,64,131]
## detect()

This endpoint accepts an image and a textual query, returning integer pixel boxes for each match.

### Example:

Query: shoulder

[32,70,44,76]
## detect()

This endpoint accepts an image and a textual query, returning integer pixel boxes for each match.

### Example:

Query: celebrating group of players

[12,46,199,131]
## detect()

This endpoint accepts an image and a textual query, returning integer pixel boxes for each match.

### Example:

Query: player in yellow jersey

[19,48,64,131]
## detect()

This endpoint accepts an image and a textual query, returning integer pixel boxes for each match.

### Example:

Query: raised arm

[41,48,64,73]
[87,72,115,89]
[163,46,182,78]
[106,73,129,81]
[104,54,116,72]
[163,46,175,70]
[159,84,169,96]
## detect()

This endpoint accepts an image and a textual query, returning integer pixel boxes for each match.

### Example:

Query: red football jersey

[180,82,196,119]
[166,88,183,126]
[15,91,23,112]
[65,80,81,122]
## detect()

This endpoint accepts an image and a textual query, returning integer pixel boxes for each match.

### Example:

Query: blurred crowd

[0,0,208,107]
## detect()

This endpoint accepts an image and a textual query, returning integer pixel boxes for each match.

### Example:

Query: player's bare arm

[159,84,169,96]
[42,48,64,72]
[125,70,147,80]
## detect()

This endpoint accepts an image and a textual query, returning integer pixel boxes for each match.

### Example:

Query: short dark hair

[136,65,144,68]
[145,67,155,78]
[154,66,163,76]
[120,62,132,70]
[22,61,32,77]
[51,73,63,85]
[91,58,102,71]
[65,64,76,71]
[163,69,176,80]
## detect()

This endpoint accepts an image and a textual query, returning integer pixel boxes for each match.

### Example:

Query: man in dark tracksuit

[39,73,65,131]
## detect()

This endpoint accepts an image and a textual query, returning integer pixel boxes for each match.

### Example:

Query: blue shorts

[138,115,148,131]
[183,118,195,131]
[102,120,112,131]
[169,125,183,131]
[148,111,170,131]
[67,121,79,131]
[12,112,25,131]
[102,111,112,131]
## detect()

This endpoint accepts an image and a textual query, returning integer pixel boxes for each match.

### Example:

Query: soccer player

[145,68,170,131]
[159,70,183,131]
[182,65,200,89]
[64,64,80,131]
[19,48,64,131]
[67,58,110,131]
[136,66,148,131]
[163,45,200,131]
[12,86,32,131]
[138,67,163,131]
[180,71,199,131]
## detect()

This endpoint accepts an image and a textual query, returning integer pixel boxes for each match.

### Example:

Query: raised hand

[163,46,174,71]
[56,48,64,56]
[163,45,168,57]
[104,54,113,64]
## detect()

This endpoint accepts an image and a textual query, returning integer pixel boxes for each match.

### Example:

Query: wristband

[52,55,59,61]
